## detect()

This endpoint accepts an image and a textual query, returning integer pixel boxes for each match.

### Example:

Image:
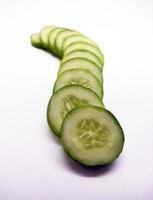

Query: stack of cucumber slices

[31,26,124,166]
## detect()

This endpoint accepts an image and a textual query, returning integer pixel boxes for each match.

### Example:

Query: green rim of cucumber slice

[31,33,42,49]
[53,69,103,99]
[55,29,81,57]
[64,41,104,66]
[40,26,56,49]
[61,50,103,69]
[61,105,124,166]
[62,34,98,52]
[47,85,104,137]
[58,57,103,83]
[48,27,66,56]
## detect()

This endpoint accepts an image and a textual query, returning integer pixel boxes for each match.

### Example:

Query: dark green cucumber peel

[61,106,124,166]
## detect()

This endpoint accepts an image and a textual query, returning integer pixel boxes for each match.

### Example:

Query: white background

[0,0,153,199]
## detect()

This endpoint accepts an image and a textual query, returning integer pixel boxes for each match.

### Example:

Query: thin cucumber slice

[48,27,66,56]
[61,50,102,69]
[31,33,42,49]
[47,85,104,136]
[55,29,81,57]
[64,42,104,66]
[40,26,55,49]
[61,106,124,166]
[53,69,103,99]
[63,35,98,52]
[58,58,103,83]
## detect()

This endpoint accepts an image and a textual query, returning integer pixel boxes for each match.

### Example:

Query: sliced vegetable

[40,26,55,49]
[53,69,103,99]
[31,33,42,49]
[48,27,66,56]
[55,29,80,57]
[58,58,103,83]
[62,106,124,166]
[61,50,102,69]
[64,42,104,66]
[63,35,98,52]
[47,85,104,136]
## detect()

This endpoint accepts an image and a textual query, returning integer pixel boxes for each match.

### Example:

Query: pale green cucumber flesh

[47,85,104,137]
[53,69,103,99]
[64,42,104,66]
[61,50,102,69]
[48,27,66,56]
[58,58,103,83]
[55,29,81,57]
[61,106,124,166]
[63,35,98,52]
[40,26,55,49]
[31,33,42,49]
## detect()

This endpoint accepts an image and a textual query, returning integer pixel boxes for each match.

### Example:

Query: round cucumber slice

[64,42,104,66]
[61,50,103,69]
[31,33,42,49]
[53,69,103,99]
[63,35,98,52]
[55,29,81,57]
[47,85,104,137]
[61,106,124,166]
[48,27,66,56]
[40,26,55,49]
[58,58,103,83]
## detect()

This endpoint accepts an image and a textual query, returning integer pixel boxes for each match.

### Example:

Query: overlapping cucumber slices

[31,26,124,166]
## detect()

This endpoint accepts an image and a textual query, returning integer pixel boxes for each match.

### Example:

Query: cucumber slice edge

[53,68,103,99]
[31,33,42,49]
[47,85,104,137]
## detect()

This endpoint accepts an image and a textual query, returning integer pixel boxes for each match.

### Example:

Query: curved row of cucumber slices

[31,25,124,166]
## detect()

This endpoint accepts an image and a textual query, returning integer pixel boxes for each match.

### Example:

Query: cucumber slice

[40,26,55,49]
[48,27,66,56]
[64,42,104,66]
[55,29,81,57]
[31,33,42,49]
[61,50,102,69]
[63,35,98,52]
[47,85,104,136]
[53,69,103,99]
[58,58,102,83]
[61,106,124,166]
